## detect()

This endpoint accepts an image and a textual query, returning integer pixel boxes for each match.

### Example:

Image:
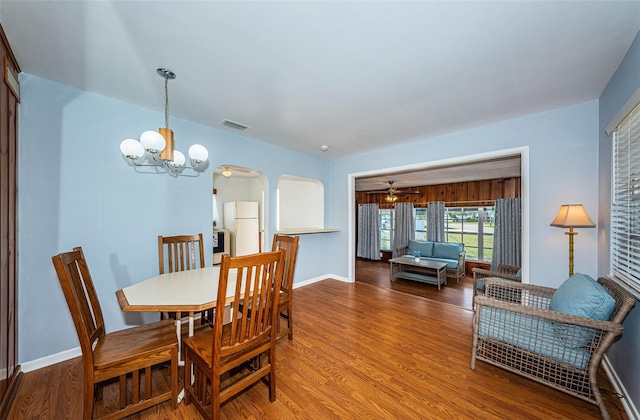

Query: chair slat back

[52,247,105,360]
[271,234,299,295]
[215,250,285,357]
[158,233,205,274]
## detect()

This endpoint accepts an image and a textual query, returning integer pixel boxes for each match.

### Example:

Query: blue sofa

[397,240,466,282]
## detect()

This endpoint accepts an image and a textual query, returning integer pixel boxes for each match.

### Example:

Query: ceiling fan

[218,165,255,178]
[366,181,420,203]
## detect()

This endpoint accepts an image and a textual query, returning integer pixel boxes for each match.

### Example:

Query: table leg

[175,315,185,403]
[188,311,195,336]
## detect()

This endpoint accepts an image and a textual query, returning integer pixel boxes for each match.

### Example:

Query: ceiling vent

[219,119,251,131]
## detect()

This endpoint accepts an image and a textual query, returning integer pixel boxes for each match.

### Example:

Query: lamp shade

[140,130,166,153]
[119,139,144,159]
[550,204,596,228]
[385,194,399,203]
[188,144,209,163]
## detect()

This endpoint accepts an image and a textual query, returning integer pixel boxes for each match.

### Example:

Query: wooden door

[0,22,21,417]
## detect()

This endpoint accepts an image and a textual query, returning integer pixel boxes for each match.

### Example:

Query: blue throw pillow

[516,268,523,277]
[550,273,615,320]
[549,273,615,348]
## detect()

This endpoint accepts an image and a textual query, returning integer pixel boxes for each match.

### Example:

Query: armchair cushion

[478,307,590,369]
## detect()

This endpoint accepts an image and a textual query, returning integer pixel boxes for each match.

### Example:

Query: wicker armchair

[472,264,521,308]
[471,277,635,420]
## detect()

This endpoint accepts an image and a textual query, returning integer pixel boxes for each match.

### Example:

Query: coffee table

[389,257,448,290]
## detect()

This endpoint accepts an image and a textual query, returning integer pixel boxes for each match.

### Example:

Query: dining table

[115,265,240,402]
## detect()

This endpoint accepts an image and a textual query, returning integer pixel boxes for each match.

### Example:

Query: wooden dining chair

[158,233,212,325]
[183,250,286,420]
[271,234,300,340]
[52,247,178,420]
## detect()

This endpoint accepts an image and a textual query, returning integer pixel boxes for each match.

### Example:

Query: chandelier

[119,68,209,176]
[384,193,399,203]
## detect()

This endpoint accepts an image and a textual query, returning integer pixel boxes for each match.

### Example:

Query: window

[611,100,640,293]
[379,209,393,251]
[379,207,427,250]
[378,205,494,260]
[414,208,427,241]
[444,206,494,262]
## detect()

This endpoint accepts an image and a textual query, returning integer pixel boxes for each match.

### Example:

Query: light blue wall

[598,30,640,412]
[17,74,333,363]
[328,100,600,289]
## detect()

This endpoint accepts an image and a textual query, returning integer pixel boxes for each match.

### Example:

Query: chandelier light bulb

[119,139,144,159]
[188,144,209,163]
[139,130,166,153]
[170,150,186,167]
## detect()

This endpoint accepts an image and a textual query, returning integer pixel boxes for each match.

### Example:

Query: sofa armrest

[457,250,466,276]
[396,246,408,256]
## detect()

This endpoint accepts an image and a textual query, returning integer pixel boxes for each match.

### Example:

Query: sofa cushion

[549,273,615,348]
[516,268,523,277]
[420,256,458,269]
[407,240,434,257]
[433,242,463,260]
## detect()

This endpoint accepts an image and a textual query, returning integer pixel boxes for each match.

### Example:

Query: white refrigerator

[223,201,260,256]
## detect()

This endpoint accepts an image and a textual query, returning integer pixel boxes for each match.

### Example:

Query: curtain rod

[371,198,516,208]
[389,199,497,206]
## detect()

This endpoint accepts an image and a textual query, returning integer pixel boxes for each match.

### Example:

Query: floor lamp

[550,204,596,277]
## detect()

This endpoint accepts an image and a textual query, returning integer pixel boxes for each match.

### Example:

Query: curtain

[491,198,522,270]
[392,202,414,258]
[357,204,380,260]
[427,201,445,242]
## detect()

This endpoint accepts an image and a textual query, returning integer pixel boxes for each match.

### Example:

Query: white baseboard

[603,355,639,420]
[292,274,349,289]
[21,346,81,373]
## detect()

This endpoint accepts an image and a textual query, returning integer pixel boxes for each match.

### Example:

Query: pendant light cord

[164,77,169,129]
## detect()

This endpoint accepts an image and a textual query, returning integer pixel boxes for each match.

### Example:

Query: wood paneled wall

[0,22,21,418]
[356,177,521,208]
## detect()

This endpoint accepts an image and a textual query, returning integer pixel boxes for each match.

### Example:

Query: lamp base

[565,228,578,277]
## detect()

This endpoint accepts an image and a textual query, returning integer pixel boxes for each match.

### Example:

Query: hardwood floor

[9,278,628,419]
[355,258,475,309]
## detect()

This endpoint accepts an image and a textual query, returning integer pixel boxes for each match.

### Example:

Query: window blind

[611,100,640,293]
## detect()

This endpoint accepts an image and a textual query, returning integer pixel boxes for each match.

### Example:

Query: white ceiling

[355,155,522,191]
[1,1,639,162]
